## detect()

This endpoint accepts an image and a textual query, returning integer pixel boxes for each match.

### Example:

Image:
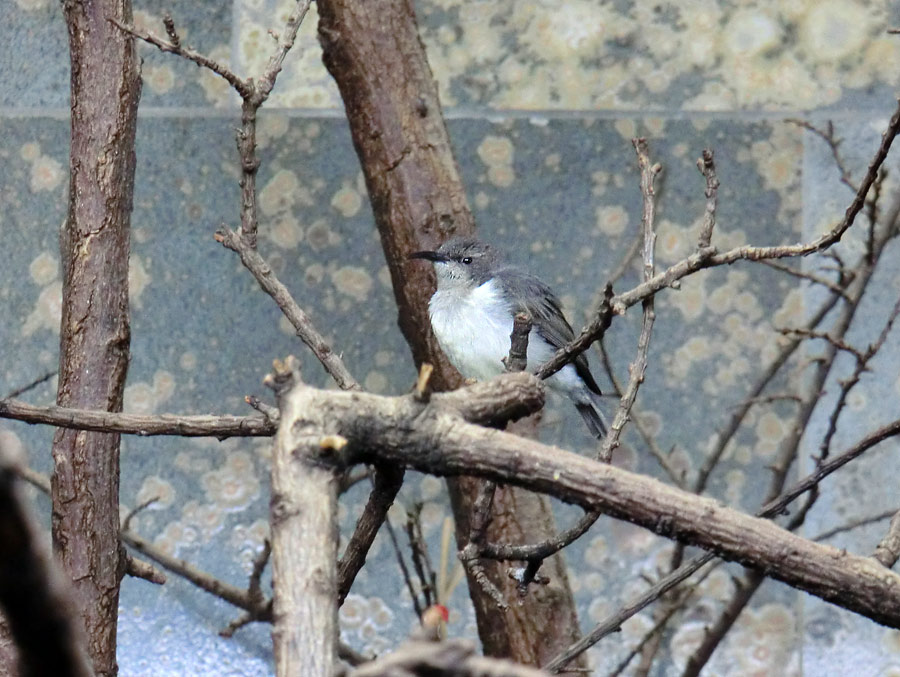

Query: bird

[411,237,607,438]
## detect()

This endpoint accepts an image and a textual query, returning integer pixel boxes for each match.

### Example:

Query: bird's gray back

[493,266,602,396]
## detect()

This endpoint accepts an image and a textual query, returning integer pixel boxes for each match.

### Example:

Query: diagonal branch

[280,380,900,630]
[536,96,900,382]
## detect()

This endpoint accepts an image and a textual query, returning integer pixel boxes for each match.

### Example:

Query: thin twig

[337,466,404,604]
[696,148,719,248]
[689,284,847,502]
[216,228,360,390]
[812,509,896,542]
[245,394,279,422]
[544,557,716,673]
[777,328,865,361]
[110,17,252,97]
[122,496,159,532]
[600,138,659,462]
[786,119,858,193]
[121,529,270,620]
[481,509,601,562]
[763,418,900,524]
[605,566,712,677]
[385,518,425,618]
[0,398,275,437]
[406,505,437,607]
[598,343,685,486]
[819,294,900,461]
[246,539,272,608]
[459,481,507,610]
[3,371,56,399]
[680,570,765,677]
[760,259,851,299]
[118,5,352,391]
[680,212,893,674]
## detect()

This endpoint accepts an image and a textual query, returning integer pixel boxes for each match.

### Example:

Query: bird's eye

[461,257,472,265]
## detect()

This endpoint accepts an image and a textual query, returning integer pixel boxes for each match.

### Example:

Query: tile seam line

[0,107,888,122]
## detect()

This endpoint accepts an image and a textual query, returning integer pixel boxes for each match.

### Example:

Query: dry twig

[600,138,659,461]
[0,398,274,437]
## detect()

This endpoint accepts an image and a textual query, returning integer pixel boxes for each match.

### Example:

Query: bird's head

[410,238,499,289]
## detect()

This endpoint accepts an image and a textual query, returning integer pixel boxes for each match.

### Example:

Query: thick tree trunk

[53,1,141,674]
[317,0,586,668]
[270,371,340,677]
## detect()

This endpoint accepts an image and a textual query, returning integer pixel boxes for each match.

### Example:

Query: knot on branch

[264,355,303,401]
[503,312,532,373]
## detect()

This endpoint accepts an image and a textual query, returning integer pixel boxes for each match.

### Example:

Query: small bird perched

[411,238,607,438]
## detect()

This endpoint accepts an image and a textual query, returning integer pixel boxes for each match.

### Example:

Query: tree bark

[279,378,900,630]
[54,0,141,674]
[317,0,587,667]
[270,372,340,677]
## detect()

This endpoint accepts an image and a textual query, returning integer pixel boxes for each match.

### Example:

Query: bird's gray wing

[493,267,602,395]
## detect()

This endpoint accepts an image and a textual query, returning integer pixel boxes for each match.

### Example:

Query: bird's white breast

[428,278,586,397]
[428,279,515,382]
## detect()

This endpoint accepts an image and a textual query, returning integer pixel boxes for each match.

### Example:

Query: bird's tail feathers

[575,391,608,439]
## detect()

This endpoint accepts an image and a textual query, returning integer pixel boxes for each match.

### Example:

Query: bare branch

[347,639,550,676]
[406,506,439,607]
[337,466,404,604]
[600,138,659,461]
[760,259,851,299]
[124,555,166,586]
[680,570,765,677]
[546,556,715,673]
[818,294,900,461]
[216,227,361,391]
[598,343,685,486]
[255,0,313,102]
[538,97,900,381]
[109,17,252,97]
[690,286,846,497]
[385,517,425,619]
[605,567,712,677]
[786,118,858,192]
[778,328,865,361]
[3,371,56,400]
[812,509,896,542]
[269,359,340,676]
[503,312,532,373]
[279,380,900,630]
[0,398,275,437]
[696,148,719,248]
[121,529,267,616]
[544,415,900,671]
[481,509,600,563]
[459,482,507,610]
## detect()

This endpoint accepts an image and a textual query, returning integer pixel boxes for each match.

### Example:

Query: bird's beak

[409,250,449,263]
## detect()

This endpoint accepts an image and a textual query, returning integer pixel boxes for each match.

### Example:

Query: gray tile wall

[3,1,900,675]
